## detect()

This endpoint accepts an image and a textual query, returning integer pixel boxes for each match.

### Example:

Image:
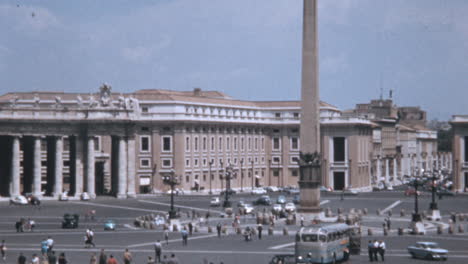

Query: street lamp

[219,160,224,191]
[223,164,236,208]
[428,169,441,221]
[268,159,272,187]
[209,160,213,195]
[240,159,244,192]
[251,160,254,190]
[162,169,179,219]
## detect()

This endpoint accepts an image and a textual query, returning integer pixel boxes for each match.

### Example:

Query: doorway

[95,162,106,195]
[333,171,345,191]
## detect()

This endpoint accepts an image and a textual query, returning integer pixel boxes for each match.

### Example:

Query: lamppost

[268,159,272,187]
[162,169,178,219]
[223,164,236,208]
[428,169,441,221]
[240,159,244,192]
[276,160,280,188]
[219,160,224,191]
[251,160,255,190]
[409,168,425,234]
[208,160,213,195]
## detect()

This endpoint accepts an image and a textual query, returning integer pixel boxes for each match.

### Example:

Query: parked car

[220,189,236,196]
[265,186,280,192]
[373,182,385,191]
[284,202,296,212]
[320,186,332,192]
[62,213,79,229]
[104,219,116,231]
[59,191,69,201]
[251,188,267,195]
[253,195,272,206]
[243,204,254,214]
[343,189,359,196]
[10,195,28,205]
[405,187,421,196]
[408,242,448,260]
[81,192,90,201]
[237,200,246,208]
[269,254,296,264]
[25,194,41,205]
[210,197,221,207]
[285,188,300,195]
[436,188,455,197]
[271,203,283,214]
[292,195,300,204]
[276,195,287,204]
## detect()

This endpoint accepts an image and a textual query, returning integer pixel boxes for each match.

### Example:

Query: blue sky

[1,0,467,120]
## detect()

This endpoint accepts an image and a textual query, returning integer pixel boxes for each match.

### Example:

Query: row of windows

[140,136,172,153]
[184,136,300,152]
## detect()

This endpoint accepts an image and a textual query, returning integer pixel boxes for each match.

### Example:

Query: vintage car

[251,187,267,195]
[276,195,287,204]
[81,192,90,201]
[269,254,296,264]
[408,242,448,260]
[243,204,254,214]
[253,195,272,206]
[271,203,283,214]
[210,197,221,207]
[104,220,116,231]
[284,202,296,212]
[10,195,28,205]
[62,214,79,229]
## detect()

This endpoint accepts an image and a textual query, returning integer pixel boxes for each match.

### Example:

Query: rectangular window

[234,158,237,164]
[227,137,230,151]
[273,157,281,164]
[140,136,150,152]
[185,159,190,167]
[292,169,298,177]
[272,137,280,150]
[261,137,265,150]
[202,137,207,151]
[194,158,199,167]
[211,137,215,151]
[291,137,299,150]
[94,137,101,151]
[162,136,172,152]
[185,137,190,152]
[234,137,238,151]
[275,112,281,118]
[333,137,346,162]
[140,158,150,168]
[203,158,207,166]
[141,107,149,113]
[254,138,258,150]
[248,137,251,151]
[291,156,299,164]
[161,158,172,168]
[241,137,245,151]
[465,136,468,162]
[194,137,199,152]
[273,170,280,177]
[219,137,223,151]
[293,112,299,118]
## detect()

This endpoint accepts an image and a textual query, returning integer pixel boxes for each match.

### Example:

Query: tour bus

[295,223,360,263]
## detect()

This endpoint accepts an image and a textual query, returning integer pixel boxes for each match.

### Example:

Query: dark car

[253,195,271,206]
[436,188,455,197]
[269,254,296,264]
[62,213,79,229]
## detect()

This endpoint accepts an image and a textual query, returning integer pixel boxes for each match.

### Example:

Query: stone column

[435,154,439,170]
[54,137,63,197]
[393,158,398,184]
[87,136,96,199]
[33,137,42,196]
[385,158,390,185]
[117,137,127,199]
[10,136,20,197]
[376,157,382,183]
[74,136,84,197]
[127,136,136,198]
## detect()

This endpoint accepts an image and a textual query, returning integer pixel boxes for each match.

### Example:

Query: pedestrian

[300,216,304,227]
[46,236,54,252]
[257,224,263,240]
[123,248,132,264]
[372,240,379,261]
[378,240,386,261]
[106,255,118,264]
[181,228,188,246]
[188,222,193,236]
[0,240,6,262]
[216,223,222,238]
[88,229,96,248]
[386,218,391,230]
[40,238,48,256]
[47,251,57,264]
[31,254,40,264]
[58,253,68,264]
[168,253,179,264]
[154,240,162,263]
[164,229,169,245]
[17,253,26,264]
[99,249,107,264]
[90,252,97,264]
[160,255,168,264]
[28,218,36,232]
[367,240,374,262]
[15,221,22,232]
[147,256,155,264]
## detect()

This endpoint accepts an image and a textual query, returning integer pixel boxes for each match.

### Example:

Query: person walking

[17,253,26,264]
[0,240,6,262]
[367,240,374,262]
[181,229,188,246]
[164,229,169,245]
[378,240,386,261]
[98,249,107,264]
[46,236,54,253]
[47,251,57,264]
[372,240,379,261]
[154,240,162,263]
[40,239,48,256]
[89,253,97,264]
[31,254,40,264]
[58,253,68,264]
[106,255,118,264]
[257,224,263,240]
[188,222,193,236]
[216,223,222,238]
[123,249,132,264]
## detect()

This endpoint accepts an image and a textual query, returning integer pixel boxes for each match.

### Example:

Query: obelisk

[298,0,322,216]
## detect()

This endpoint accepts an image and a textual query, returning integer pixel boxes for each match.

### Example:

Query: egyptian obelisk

[298,0,322,216]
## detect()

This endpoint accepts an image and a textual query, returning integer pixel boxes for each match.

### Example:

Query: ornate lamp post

[268,159,272,187]
[223,164,236,208]
[162,169,179,219]
[240,159,244,192]
[409,168,425,234]
[428,169,441,221]
[251,160,255,190]
[219,160,224,191]
[208,160,213,195]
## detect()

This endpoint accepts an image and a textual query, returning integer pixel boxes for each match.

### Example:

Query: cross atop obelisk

[298,0,323,216]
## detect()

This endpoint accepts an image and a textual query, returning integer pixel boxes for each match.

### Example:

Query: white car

[81,192,90,201]
[284,202,296,212]
[266,186,280,192]
[10,195,28,205]
[244,204,254,214]
[272,203,283,214]
[210,197,220,207]
[166,188,184,195]
[59,191,69,201]
[251,188,267,195]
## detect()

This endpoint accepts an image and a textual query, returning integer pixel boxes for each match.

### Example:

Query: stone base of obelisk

[427,209,441,221]
[297,208,338,226]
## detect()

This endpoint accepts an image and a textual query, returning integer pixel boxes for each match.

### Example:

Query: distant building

[451,115,468,192]
[0,86,376,199]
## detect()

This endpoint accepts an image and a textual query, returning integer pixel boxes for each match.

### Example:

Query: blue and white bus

[295,223,360,263]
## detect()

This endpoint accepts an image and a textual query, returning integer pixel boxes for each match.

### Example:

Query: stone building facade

[451,115,468,192]
[0,86,375,199]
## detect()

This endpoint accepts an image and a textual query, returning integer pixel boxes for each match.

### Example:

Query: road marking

[320,200,330,205]
[70,201,167,214]
[269,242,295,250]
[138,200,223,214]
[127,233,217,248]
[124,224,139,230]
[381,200,401,214]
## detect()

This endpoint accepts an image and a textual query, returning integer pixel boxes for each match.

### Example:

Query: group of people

[368,240,386,262]
[15,218,36,232]
[16,252,68,264]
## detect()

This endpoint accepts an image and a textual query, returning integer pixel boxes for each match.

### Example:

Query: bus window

[319,234,327,242]
[301,234,318,242]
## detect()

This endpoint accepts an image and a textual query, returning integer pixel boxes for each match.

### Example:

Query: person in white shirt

[378,240,386,261]
[46,236,54,252]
